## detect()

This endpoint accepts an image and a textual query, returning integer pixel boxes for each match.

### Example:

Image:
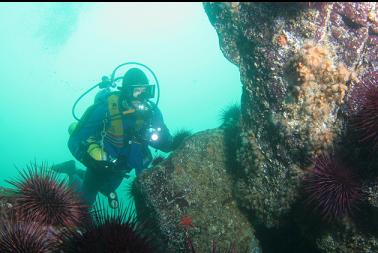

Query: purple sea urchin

[303,153,363,221]
[7,162,87,228]
[0,221,57,253]
[349,71,378,150]
[59,201,157,253]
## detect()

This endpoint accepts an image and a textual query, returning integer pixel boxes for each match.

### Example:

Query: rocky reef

[1,2,377,253]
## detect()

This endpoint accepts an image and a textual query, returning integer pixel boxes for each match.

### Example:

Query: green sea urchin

[219,104,241,128]
[172,128,192,151]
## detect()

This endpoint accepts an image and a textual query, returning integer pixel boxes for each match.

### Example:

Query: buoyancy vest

[105,92,146,148]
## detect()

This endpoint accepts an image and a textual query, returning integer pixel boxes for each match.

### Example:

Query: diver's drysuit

[67,90,172,207]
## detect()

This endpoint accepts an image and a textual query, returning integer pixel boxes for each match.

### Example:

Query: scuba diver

[53,66,173,209]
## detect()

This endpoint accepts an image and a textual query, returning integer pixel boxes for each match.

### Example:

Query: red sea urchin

[349,71,378,150]
[59,201,157,253]
[7,162,87,228]
[0,221,57,253]
[303,153,363,221]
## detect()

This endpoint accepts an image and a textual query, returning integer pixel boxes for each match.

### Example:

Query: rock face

[202,2,378,253]
[134,129,260,253]
[204,1,377,228]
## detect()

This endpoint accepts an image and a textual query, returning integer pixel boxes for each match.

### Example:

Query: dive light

[147,127,161,142]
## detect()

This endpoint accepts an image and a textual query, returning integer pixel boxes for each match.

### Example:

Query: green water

[0,3,241,209]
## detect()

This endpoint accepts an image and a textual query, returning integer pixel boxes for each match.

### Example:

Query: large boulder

[133,129,260,252]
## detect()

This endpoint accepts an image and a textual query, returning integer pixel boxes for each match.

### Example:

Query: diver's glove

[82,153,131,177]
[81,152,114,175]
[111,157,132,178]
[79,142,111,174]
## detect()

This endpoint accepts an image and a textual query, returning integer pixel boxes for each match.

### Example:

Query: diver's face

[127,87,146,109]
[133,87,146,99]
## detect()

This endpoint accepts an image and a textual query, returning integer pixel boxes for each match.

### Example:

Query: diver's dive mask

[123,84,155,100]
